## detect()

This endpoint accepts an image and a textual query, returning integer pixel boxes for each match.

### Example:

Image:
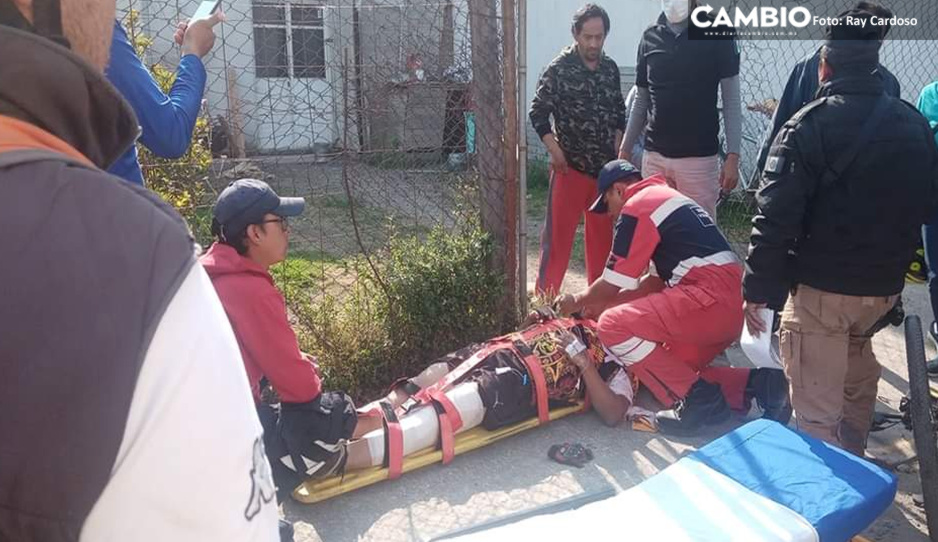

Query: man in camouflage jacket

[530,3,626,296]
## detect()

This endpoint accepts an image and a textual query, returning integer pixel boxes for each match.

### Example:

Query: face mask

[661,0,689,23]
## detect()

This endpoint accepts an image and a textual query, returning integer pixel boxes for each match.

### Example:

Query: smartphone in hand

[189,0,221,23]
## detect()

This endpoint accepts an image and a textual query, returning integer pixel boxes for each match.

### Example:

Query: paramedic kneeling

[556,160,790,435]
[201,179,381,497]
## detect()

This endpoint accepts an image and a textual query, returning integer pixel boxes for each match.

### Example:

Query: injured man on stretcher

[204,172,790,494]
[328,159,794,478]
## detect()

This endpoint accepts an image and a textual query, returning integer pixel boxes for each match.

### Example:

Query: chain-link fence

[117,0,938,396]
[720,0,938,253]
[524,0,938,260]
[118,0,522,399]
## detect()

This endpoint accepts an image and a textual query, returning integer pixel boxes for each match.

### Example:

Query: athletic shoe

[928,357,938,377]
[746,368,792,425]
[656,379,731,436]
[907,247,928,283]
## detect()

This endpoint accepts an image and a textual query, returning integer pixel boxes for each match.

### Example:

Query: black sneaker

[656,379,731,436]
[746,368,793,425]
[930,321,938,350]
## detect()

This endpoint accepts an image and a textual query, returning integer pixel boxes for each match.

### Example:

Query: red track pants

[536,168,614,296]
[596,266,750,410]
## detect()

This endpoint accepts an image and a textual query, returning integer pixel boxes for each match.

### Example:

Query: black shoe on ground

[746,368,793,425]
[656,379,731,436]
[930,321,938,350]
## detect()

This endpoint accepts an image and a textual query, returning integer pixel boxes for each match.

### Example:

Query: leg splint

[293,317,615,504]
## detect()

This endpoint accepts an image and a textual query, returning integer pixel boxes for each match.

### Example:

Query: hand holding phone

[176,1,225,58]
[189,0,222,24]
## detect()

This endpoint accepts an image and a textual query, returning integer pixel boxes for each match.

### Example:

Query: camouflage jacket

[529,45,626,178]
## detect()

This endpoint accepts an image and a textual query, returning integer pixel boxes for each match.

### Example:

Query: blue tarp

[689,419,897,542]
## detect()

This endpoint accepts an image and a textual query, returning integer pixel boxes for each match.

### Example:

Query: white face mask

[661,0,689,23]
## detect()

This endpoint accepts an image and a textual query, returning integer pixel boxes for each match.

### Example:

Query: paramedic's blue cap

[588,160,642,214]
[213,178,305,235]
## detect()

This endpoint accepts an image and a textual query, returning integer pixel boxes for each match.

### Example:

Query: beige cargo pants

[780,284,898,456]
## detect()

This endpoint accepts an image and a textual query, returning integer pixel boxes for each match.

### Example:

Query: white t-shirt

[80,265,279,541]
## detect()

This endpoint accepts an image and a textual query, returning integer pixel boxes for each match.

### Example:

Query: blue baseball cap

[588,160,642,214]
[213,179,305,236]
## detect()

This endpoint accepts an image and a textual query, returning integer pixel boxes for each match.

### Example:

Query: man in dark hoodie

[0,0,279,539]
[201,179,382,496]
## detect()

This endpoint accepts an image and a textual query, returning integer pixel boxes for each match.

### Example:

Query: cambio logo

[692,5,813,28]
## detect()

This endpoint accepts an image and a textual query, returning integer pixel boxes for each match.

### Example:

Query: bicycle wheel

[905,315,938,541]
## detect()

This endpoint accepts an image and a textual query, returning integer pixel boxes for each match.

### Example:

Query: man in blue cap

[555,160,789,434]
[201,179,382,498]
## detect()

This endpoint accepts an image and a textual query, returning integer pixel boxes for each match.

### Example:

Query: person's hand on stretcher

[554,329,632,427]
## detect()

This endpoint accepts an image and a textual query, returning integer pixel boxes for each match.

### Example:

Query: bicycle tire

[905,315,938,541]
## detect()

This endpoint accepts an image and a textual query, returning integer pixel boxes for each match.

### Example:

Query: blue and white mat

[448,420,896,542]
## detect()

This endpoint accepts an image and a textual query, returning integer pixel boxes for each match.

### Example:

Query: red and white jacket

[603,174,741,289]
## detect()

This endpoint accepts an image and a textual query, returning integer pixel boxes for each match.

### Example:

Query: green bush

[527,158,550,191]
[278,223,507,403]
[121,11,213,247]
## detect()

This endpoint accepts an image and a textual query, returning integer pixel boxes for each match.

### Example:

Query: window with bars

[252,2,326,79]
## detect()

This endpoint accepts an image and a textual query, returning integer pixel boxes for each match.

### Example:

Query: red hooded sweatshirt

[200,242,322,404]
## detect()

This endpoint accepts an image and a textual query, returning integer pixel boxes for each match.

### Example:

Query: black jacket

[744,73,938,309]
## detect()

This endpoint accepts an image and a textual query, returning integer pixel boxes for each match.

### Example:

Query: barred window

[252,2,326,79]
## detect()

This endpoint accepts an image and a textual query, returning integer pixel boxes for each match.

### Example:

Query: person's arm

[621,88,649,161]
[580,363,630,426]
[106,21,207,159]
[529,64,568,173]
[719,75,742,191]
[715,35,741,192]
[237,291,322,403]
[744,122,818,313]
[620,41,649,160]
[613,65,626,154]
[559,211,660,314]
[556,331,631,426]
[755,57,808,175]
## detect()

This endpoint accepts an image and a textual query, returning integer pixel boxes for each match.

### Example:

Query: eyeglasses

[258,217,289,232]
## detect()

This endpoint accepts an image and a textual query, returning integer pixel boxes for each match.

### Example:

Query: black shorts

[277,391,357,476]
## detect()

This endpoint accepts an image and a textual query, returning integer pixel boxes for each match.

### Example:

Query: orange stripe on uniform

[0,115,94,167]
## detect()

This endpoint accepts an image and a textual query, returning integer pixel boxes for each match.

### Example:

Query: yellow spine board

[293,402,584,504]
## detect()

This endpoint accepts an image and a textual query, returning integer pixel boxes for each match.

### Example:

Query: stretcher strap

[378,401,404,480]
[436,407,456,464]
[518,317,572,343]
[428,389,463,465]
[513,340,550,425]
[412,338,515,407]
[429,389,464,432]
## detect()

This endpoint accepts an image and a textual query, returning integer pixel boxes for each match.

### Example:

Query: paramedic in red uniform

[556,160,790,434]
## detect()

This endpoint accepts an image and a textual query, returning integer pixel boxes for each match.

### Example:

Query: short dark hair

[212,217,250,255]
[855,1,893,38]
[571,4,610,36]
